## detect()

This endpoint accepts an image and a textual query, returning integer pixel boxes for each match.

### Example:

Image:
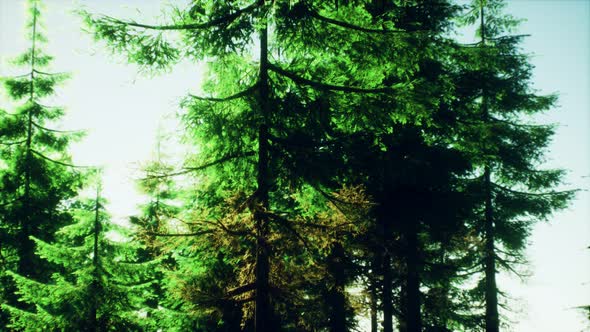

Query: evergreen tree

[0,0,84,324]
[2,181,157,331]
[81,1,428,330]
[454,1,575,330]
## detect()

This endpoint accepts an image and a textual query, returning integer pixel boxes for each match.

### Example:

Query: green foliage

[449,0,576,330]
[0,0,86,326]
[0,0,574,331]
[2,191,157,331]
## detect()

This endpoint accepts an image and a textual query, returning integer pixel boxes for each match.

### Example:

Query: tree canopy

[0,0,577,331]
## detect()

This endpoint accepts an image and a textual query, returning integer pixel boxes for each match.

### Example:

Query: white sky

[0,1,588,331]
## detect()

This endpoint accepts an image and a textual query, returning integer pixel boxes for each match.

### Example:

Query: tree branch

[189,83,258,102]
[0,140,26,146]
[492,182,577,197]
[308,9,413,34]
[30,149,93,168]
[144,229,214,237]
[142,151,255,179]
[31,121,84,134]
[225,282,256,298]
[269,63,405,94]
[32,69,68,77]
[96,3,258,31]
[199,218,253,237]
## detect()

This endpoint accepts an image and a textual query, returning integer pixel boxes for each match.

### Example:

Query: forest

[0,0,585,331]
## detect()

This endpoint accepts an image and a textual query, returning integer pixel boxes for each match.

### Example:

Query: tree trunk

[370,254,379,332]
[480,4,499,331]
[89,190,100,332]
[327,242,347,332]
[254,2,271,330]
[382,250,393,332]
[405,221,421,332]
[484,166,499,332]
[17,0,38,279]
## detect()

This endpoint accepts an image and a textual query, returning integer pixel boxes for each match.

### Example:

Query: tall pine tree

[0,0,84,325]
[81,1,428,330]
[454,1,575,330]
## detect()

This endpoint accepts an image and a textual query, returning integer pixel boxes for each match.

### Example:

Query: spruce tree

[454,1,575,330]
[0,0,84,324]
[2,181,157,331]
[81,1,428,330]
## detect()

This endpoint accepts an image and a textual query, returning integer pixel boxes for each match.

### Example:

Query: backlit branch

[142,151,255,179]
[189,83,258,102]
[94,3,258,31]
[31,149,93,168]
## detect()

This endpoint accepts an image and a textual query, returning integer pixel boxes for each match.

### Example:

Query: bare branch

[32,69,68,77]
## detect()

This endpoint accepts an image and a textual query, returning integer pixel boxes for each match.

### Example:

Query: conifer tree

[0,0,84,324]
[453,1,575,330]
[81,1,429,330]
[2,181,157,331]
[319,3,469,331]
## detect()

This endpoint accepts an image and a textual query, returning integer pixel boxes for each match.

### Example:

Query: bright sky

[0,1,588,331]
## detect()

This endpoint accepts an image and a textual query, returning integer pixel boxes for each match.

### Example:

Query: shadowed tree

[453,1,576,330]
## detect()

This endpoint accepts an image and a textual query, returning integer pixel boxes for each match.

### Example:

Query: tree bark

[405,220,422,332]
[89,189,100,332]
[254,2,271,330]
[17,0,38,279]
[484,166,499,332]
[480,4,500,331]
[382,247,393,332]
[327,242,347,332]
[370,254,379,332]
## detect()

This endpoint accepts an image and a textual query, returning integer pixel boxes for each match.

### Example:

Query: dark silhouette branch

[31,121,84,134]
[225,283,256,298]
[0,140,26,146]
[199,218,253,237]
[308,9,413,34]
[32,69,68,76]
[143,151,255,179]
[492,182,577,197]
[31,149,93,168]
[144,230,214,237]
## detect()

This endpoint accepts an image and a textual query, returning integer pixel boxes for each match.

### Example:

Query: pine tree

[81,1,431,330]
[317,3,468,331]
[0,0,84,325]
[2,181,157,331]
[454,1,576,330]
